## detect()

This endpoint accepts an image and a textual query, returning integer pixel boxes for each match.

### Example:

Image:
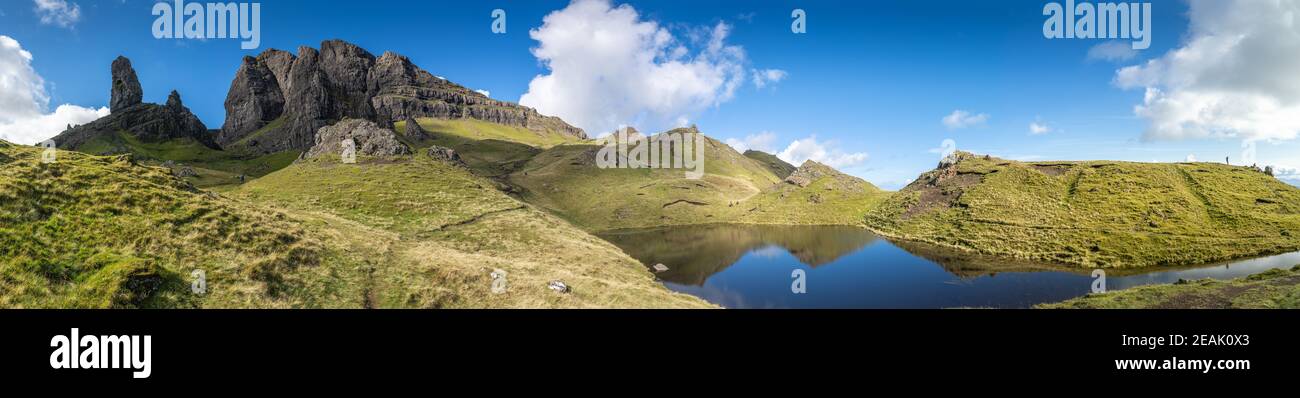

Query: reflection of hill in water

[599,224,877,286]
[886,239,1081,278]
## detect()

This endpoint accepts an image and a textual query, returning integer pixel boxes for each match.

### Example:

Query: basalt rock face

[52,58,216,151]
[220,40,585,154]
[302,118,411,160]
[218,56,285,146]
[319,40,376,121]
[110,56,143,112]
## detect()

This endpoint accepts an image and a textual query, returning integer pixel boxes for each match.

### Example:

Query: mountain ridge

[220,40,585,154]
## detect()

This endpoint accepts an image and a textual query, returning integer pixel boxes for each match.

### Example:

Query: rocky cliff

[51,57,215,151]
[220,40,585,154]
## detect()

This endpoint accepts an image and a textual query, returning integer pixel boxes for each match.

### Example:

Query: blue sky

[1,0,1297,188]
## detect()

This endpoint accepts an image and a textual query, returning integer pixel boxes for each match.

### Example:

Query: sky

[1,0,1298,188]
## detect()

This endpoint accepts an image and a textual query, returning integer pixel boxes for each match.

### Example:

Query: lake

[598,224,1300,309]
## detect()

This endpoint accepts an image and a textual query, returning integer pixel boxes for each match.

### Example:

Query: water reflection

[598,224,1300,309]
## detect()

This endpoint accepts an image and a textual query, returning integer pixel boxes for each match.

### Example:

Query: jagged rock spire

[110,56,143,112]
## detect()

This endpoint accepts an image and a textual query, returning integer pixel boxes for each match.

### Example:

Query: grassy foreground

[1040,265,1300,309]
[865,152,1300,268]
[0,140,709,308]
[0,141,348,308]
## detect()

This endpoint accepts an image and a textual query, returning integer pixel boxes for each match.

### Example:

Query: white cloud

[1029,121,1051,135]
[1185,154,1197,162]
[941,110,988,129]
[33,0,81,28]
[474,89,491,98]
[724,131,776,153]
[0,35,107,145]
[751,68,787,88]
[519,0,757,136]
[1114,0,1300,143]
[1274,166,1300,182]
[776,135,868,169]
[1087,41,1138,62]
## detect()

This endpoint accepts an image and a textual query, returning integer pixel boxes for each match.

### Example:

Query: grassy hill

[1040,265,1300,309]
[508,129,778,230]
[743,150,796,178]
[865,152,1300,268]
[0,140,360,308]
[736,160,888,226]
[390,118,578,177]
[71,129,299,190]
[0,140,708,308]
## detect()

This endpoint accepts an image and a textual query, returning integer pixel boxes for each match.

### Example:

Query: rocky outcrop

[257,49,296,96]
[425,145,462,165]
[403,116,429,140]
[302,119,411,160]
[218,56,285,145]
[220,39,585,154]
[784,160,868,193]
[110,56,143,112]
[52,57,216,151]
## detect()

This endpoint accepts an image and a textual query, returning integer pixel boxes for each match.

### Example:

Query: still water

[598,224,1300,309]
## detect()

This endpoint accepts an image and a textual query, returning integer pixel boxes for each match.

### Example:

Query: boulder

[403,117,429,140]
[547,280,571,293]
[302,119,411,160]
[425,145,462,164]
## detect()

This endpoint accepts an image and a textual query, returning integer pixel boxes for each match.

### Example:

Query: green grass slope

[231,152,710,308]
[743,150,796,178]
[1039,265,1300,309]
[866,152,1300,268]
[392,118,578,177]
[0,140,706,308]
[74,129,299,189]
[0,141,365,308]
